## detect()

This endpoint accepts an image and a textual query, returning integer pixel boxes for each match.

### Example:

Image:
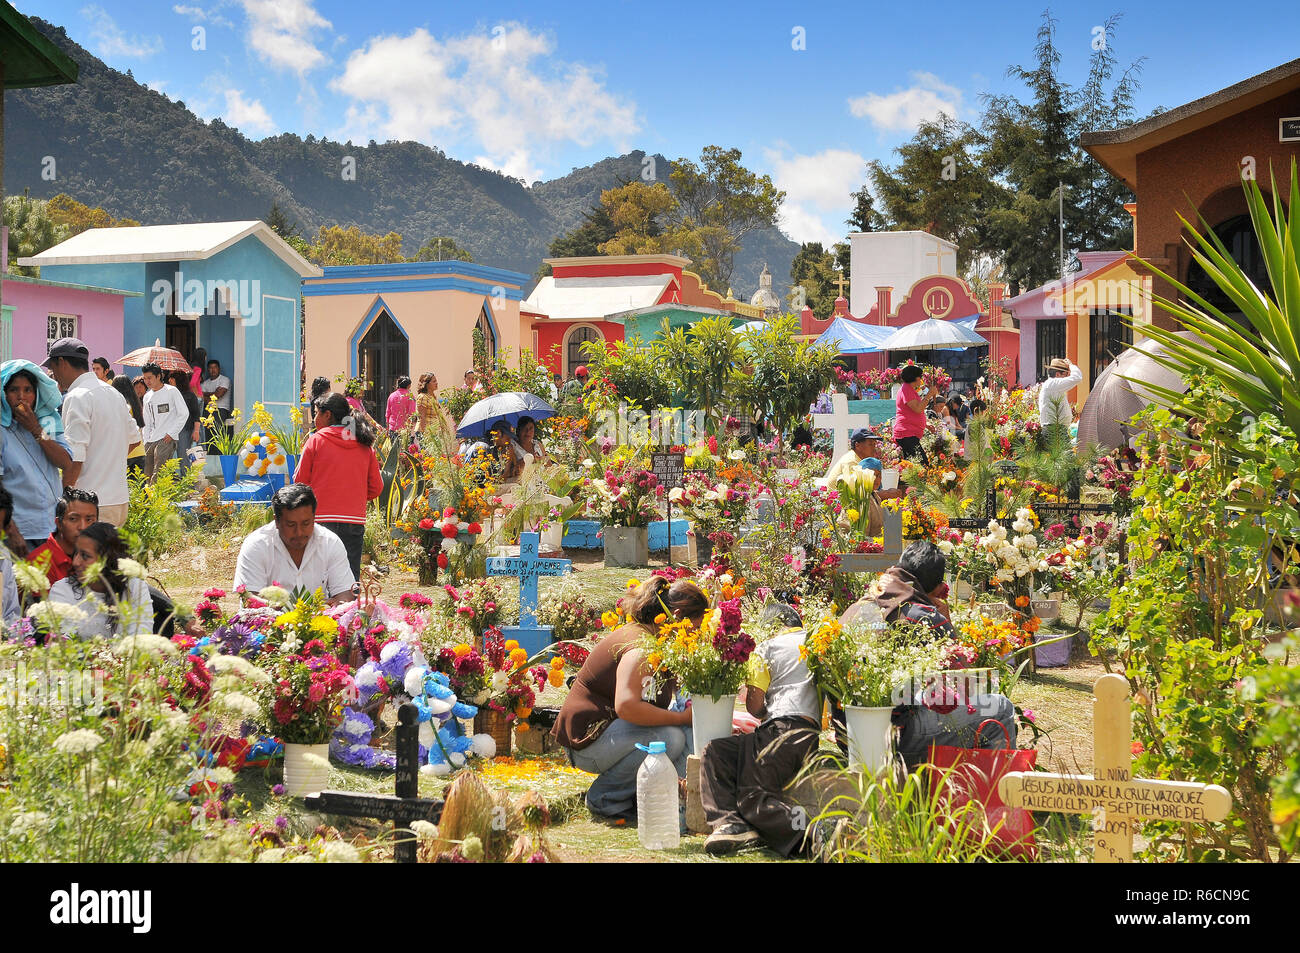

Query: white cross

[811,392,874,462]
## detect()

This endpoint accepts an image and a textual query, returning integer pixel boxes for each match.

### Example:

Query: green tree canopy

[415,235,474,262]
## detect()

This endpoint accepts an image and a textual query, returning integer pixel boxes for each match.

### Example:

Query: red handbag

[926,719,1038,860]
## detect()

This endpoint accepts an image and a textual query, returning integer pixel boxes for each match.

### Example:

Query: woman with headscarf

[1,361,73,555]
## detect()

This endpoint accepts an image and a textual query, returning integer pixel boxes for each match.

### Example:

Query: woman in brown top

[553,576,709,822]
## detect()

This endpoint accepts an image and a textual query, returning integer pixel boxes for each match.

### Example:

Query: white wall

[849,231,960,319]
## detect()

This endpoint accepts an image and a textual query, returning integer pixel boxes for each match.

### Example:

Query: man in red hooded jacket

[294,391,383,582]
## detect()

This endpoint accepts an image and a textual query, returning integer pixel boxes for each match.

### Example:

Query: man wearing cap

[822,427,882,487]
[43,338,140,528]
[1038,357,1081,431]
[562,366,588,399]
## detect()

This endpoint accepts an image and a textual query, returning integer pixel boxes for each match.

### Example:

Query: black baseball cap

[44,337,90,365]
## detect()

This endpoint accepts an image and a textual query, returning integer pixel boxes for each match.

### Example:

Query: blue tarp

[815,317,894,353]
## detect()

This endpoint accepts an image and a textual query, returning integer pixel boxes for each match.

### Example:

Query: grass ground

[159,525,1113,862]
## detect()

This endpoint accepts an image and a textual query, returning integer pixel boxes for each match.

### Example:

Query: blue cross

[485,532,571,628]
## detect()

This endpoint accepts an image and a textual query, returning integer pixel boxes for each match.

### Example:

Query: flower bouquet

[586,464,661,527]
[799,616,941,708]
[645,595,756,702]
[436,578,505,642]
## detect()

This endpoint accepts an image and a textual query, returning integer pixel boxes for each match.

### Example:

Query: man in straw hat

[1038,357,1081,431]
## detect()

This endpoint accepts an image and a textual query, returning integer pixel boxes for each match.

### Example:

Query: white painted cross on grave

[998,674,1232,863]
[811,392,874,463]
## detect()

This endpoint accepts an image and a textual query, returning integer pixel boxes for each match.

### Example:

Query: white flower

[280,635,302,655]
[470,733,497,759]
[668,487,685,503]
[259,585,292,607]
[12,560,51,596]
[727,449,745,461]
[490,671,511,693]
[117,558,148,581]
[206,654,271,682]
[404,667,427,697]
[9,811,51,837]
[53,728,104,755]
[215,691,262,720]
[410,820,438,841]
[943,470,957,482]
[320,841,361,863]
[937,540,954,555]
[26,600,88,629]
[440,537,457,553]
[581,458,596,469]
[115,633,178,657]
[355,663,381,690]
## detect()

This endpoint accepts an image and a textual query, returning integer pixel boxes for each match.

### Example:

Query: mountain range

[5,18,798,300]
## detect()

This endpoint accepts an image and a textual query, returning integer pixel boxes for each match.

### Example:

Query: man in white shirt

[201,358,233,446]
[233,484,355,603]
[43,338,139,527]
[140,361,188,481]
[1037,357,1083,431]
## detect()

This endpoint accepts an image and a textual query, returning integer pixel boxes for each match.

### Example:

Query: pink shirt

[893,382,926,439]
[386,389,416,430]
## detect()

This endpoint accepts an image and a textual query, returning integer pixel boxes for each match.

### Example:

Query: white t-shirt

[1037,363,1082,428]
[61,372,138,506]
[752,629,821,724]
[142,383,188,443]
[48,575,152,639]
[233,521,355,598]
[202,374,233,412]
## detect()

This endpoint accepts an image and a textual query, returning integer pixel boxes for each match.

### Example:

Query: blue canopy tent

[814,317,894,353]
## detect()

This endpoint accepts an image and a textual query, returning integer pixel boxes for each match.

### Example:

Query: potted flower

[801,616,940,774]
[203,395,247,486]
[436,629,549,757]
[588,465,661,567]
[249,591,357,795]
[645,595,756,754]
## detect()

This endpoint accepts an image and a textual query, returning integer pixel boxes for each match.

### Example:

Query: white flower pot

[844,705,895,775]
[881,468,899,491]
[691,693,737,755]
[603,525,649,568]
[282,742,331,797]
[540,522,563,553]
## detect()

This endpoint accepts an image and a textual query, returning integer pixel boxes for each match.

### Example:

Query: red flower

[437,553,449,569]
[273,699,294,724]
[419,518,436,530]
[468,522,482,534]
[1131,741,1145,756]
[441,522,460,538]
[443,507,456,518]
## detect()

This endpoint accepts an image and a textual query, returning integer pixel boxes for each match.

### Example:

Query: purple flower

[274,816,288,830]
[272,783,286,796]
[219,783,235,802]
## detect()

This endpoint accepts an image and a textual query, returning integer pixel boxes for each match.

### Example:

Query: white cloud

[764,147,868,247]
[80,4,163,58]
[474,151,544,186]
[222,88,275,135]
[238,0,332,74]
[330,23,638,181]
[848,71,963,132]
[172,4,235,29]
[145,79,169,93]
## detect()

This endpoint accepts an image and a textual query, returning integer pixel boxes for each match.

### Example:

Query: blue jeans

[566,718,693,818]
[896,693,1017,770]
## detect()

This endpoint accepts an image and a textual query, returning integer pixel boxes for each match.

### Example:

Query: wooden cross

[998,674,1232,863]
[486,531,572,656]
[810,392,874,463]
[925,238,954,275]
[834,275,850,297]
[303,703,443,863]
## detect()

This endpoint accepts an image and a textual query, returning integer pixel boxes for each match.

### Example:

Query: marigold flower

[1015,595,1030,608]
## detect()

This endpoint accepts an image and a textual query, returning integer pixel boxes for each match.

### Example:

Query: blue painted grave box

[220,479,275,504]
[647,519,689,552]
[562,519,603,550]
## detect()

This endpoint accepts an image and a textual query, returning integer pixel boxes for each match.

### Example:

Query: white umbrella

[878,317,987,351]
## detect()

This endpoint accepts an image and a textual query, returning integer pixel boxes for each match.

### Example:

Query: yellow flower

[601,611,621,629]
[845,508,860,522]
[626,578,640,590]
[509,647,528,667]
[550,656,565,670]
[310,616,338,637]
[547,668,565,687]
[504,639,520,652]
[453,643,472,657]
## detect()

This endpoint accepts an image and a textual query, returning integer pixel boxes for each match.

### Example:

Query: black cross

[303,703,443,863]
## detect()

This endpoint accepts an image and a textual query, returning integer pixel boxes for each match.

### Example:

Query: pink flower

[1023,709,1036,723]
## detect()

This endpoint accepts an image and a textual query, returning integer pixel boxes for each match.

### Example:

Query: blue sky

[19,0,1300,247]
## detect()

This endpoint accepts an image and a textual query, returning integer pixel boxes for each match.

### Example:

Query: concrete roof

[18,221,323,277]
[1,273,142,296]
[525,273,674,322]
[1081,58,1300,189]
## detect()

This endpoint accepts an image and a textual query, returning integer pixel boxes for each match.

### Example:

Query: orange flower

[1015,595,1030,608]
[547,668,565,687]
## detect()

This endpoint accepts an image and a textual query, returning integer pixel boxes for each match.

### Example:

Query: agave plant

[1130,158,1300,450]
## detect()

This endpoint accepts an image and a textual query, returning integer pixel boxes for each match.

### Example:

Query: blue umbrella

[455,391,557,438]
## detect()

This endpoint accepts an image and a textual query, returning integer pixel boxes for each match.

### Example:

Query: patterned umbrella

[118,339,191,373]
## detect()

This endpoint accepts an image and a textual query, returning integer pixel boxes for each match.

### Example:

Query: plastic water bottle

[635,741,680,850]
